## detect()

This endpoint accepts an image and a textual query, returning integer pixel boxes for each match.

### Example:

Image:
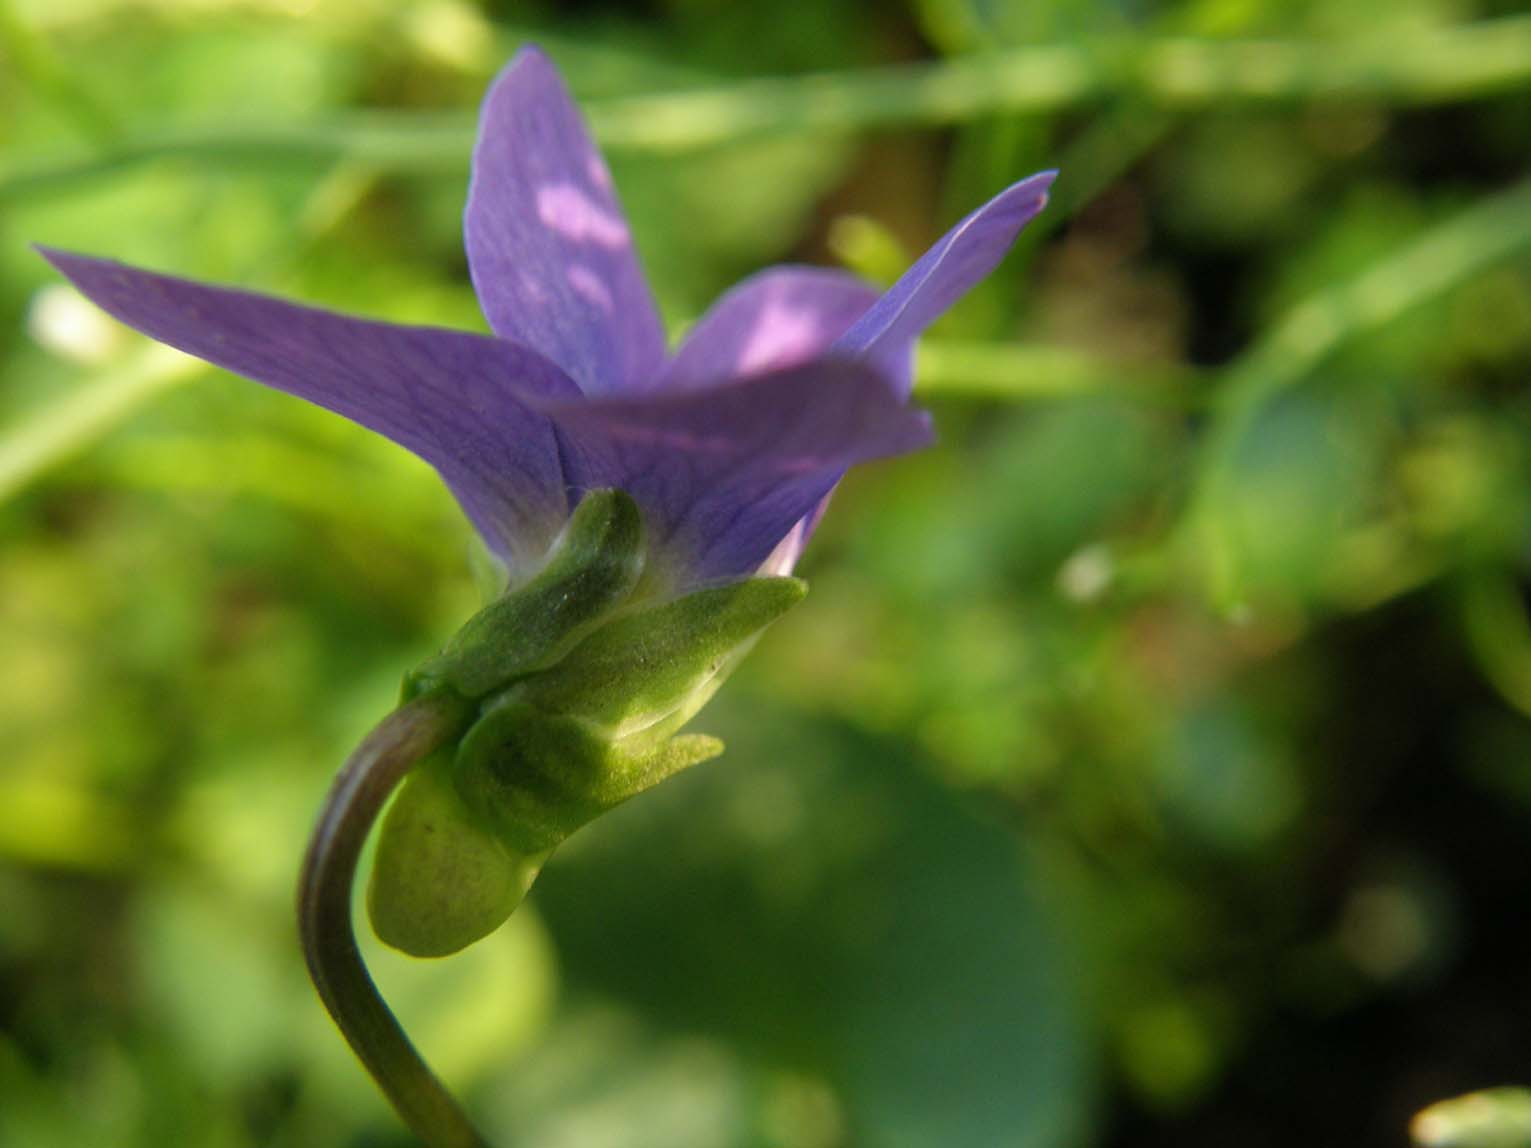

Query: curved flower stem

[297,690,485,1148]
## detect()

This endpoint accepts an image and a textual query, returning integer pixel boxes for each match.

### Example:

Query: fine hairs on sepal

[407,488,647,701]
[368,490,801,959]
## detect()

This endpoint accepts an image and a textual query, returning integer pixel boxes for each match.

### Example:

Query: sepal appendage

[368,490,802,958]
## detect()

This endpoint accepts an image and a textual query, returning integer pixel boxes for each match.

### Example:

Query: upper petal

[535,359,933,587]
[39,248,579,569]
[650,268,896,580]
[661,266,883,391]
[465,47,666,396]
[834,170,1056,396]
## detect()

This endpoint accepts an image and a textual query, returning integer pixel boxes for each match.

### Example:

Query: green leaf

[529,700,1097,1148]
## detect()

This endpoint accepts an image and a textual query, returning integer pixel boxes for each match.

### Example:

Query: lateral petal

[834,171,1056,396]
[40,248,579,568]
[661,266,885,390]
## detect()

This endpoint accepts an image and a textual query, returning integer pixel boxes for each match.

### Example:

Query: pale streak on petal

[466,47,665,394]
[536,182,632,250]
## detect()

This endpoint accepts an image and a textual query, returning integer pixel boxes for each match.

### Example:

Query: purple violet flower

[39,48,1054,589]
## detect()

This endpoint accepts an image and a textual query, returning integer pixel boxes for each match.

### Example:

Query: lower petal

[535,359,932,586]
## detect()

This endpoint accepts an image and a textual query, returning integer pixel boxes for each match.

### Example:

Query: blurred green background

[2,0,1529,1145]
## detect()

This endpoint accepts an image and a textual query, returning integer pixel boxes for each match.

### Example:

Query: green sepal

[367,752,550,958]
[453,695,724,855]
[516,576,806,745]
[408,489,644,700]
[373,513,803,959]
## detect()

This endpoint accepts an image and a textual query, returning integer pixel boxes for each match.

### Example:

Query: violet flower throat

[39,47,1054,960]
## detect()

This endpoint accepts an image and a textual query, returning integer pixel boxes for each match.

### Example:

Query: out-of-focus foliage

[1,1,1528,1146]
[1413,1088,1531,1148]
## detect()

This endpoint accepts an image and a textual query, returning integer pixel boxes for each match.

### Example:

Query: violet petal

[834,170,1056,396]
[537,359,934,585]
[659,267,891,576]
[465,47,666,396]
[39,248,578,567]
[661,266,885,390]
[759,491,834,576]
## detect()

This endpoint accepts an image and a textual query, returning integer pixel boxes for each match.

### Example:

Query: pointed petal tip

[985,170,1059,221]
[503,42,556,80]
[481,43,555,109]
[512,41,551,63]
[33,247,149,308]
[34,244,86,274]
[995,169,1058,216]
[830,169,1059,379]
[34,246,140,295]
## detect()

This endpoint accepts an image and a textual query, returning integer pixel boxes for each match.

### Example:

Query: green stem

[914,340,1198,404]
[297,690,484,1148]
[2,16,1528,201]
[1207,178,1531,449]
[0,0,121,141]
[1190,177,1531,606]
